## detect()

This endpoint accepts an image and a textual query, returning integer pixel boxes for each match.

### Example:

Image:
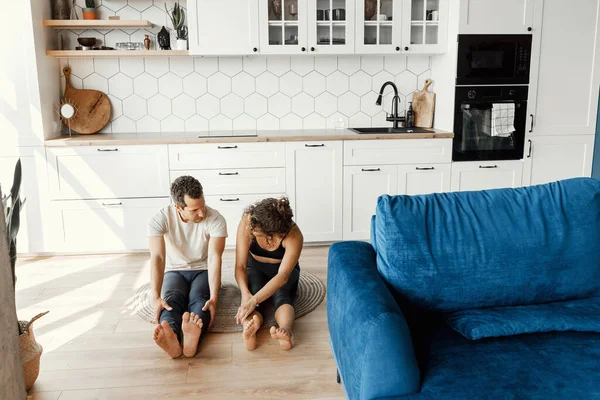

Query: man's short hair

[171,176,203,208]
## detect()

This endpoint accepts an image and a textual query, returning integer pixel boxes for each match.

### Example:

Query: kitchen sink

[349,127,434,134]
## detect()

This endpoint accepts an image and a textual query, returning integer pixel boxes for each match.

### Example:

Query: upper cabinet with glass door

[355,0,403,54]
[402,0,448,54]
[307,0,355,54]
[259,0,309,54]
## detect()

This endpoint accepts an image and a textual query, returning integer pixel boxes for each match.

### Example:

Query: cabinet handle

[97,148,118,152]
[362,168,381,172]
[404,46,409,51]
[253,47,258,52]
[305,143,325,147]
[527,27,532,32]
[310,47,315,52]
[527,139,532,158]
[416,166,435,170]
[219,172,239,176]
[217,145,238,149]
[220,197,240,202]
[102,202,122,206]
[529,114,534,133]
[479,165,498,169]
[396,46,400,51]
[301,47,306,52]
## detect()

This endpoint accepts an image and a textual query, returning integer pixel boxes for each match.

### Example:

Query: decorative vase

[158,26,171,50]
[82,7,96,19]
[365,0,377,20]
[176,39,187,50]
[19,312,48,391]
[52,0,71,20]
[144,34,151,50]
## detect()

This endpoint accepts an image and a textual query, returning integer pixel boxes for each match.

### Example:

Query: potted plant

[2,159,48,391]
[166,2,188,50]
[82,0,97,20]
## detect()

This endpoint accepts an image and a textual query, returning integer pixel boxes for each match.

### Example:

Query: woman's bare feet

[243,314,261,351]
[153,321,182,358]
[182,312,203,358]
[270,326,293,350]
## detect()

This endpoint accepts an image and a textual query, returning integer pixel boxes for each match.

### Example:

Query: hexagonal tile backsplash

[63,54,431,133]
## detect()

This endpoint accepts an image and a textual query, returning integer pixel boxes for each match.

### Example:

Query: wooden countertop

[44,129,454,146]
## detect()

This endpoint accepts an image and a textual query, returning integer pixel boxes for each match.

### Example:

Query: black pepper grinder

[406,102,415,128]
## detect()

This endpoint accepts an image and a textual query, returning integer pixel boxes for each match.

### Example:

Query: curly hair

[245,197,294,241]
[170,176,203,208]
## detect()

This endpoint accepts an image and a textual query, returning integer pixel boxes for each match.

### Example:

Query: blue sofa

[328,178,600,399]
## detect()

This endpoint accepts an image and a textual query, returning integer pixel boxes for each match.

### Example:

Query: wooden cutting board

[412,79,436,128]
[61,67,111,134]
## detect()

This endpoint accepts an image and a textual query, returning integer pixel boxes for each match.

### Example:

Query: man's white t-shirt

[147,205,227,271]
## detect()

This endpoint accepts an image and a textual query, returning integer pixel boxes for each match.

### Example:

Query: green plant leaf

[9,159,21,202]
[8,200,20,242]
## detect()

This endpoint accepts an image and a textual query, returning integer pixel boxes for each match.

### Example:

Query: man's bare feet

[153,321,182,358]
[243,314,261,351]
[270,326,293,350]
[182,311,203,358]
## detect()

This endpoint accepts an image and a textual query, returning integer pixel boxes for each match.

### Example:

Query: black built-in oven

[453,86,528,162]
[456,34,532,85]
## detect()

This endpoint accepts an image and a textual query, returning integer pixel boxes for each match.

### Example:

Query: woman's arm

[234,214,252,297]
[252,226,304,305]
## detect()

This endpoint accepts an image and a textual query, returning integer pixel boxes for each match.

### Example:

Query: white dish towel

[491,103,515,137]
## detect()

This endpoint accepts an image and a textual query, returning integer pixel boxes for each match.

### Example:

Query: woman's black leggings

[247,255,300,312]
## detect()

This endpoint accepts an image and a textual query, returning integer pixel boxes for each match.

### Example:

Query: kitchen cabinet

[259,0,309,54]
[344,138,452,165]
[451,161,523,192]
[402,0,449,54]
[169,143,286,170]
[355,0,402,54]
[286,141,343,242]
[308,0,356,54]
[459,0,535,34]
[188,0,260,55]
[527,0,600,136]
[170,168,286,196]
[398,163,451,195]
[343,165,397,240]
[522,135,594,186]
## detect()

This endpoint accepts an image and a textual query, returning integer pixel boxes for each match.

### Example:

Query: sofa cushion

[373,178,600,313]
[401,323,600,399]
[444,297,600,340]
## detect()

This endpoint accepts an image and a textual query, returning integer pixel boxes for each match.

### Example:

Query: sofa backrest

[371,178,600,313]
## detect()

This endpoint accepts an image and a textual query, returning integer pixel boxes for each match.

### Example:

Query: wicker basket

[19,312,48,390]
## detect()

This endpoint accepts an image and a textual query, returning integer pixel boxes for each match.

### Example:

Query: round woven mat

[134,263,325,333]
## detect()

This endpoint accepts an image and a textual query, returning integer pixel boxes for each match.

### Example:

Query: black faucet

[376,81,404,129]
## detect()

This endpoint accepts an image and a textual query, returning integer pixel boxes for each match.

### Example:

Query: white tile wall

[58,1,433,133]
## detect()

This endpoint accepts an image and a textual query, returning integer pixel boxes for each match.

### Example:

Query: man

[148,176,227,358]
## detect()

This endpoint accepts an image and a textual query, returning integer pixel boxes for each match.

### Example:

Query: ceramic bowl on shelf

[77,37,96,47]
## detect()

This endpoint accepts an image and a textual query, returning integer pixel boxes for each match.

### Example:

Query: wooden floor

[16,246,344,400]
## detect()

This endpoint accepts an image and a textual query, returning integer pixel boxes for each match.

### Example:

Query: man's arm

[207,236,226,302]
[149,235,172,323]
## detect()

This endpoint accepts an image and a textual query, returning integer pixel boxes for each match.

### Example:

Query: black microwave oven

[456,34,532,85]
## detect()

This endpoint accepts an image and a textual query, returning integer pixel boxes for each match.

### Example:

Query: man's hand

[152,296,172,324]
[202,298,217,329]
[235,296,258,325]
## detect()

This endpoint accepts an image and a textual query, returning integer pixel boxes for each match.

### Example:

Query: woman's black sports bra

[249,229,291,260]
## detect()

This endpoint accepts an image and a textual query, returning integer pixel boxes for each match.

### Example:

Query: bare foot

[153,321,182,358]
[243,314,261,351]
[270,326,293,350]
[182,312,203,358]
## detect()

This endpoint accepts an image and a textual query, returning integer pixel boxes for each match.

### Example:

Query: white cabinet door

[451,161,523,192]
[307,0,355,54]
[522,135,595,186]
[402,0,449,54]
[52,198,170,252]
[47,145,170,200]
[171,168,286,196]
[205,194,285,248]
[398,163,451,195]
[169,142,286,170]
[188,0,259,55]
[459,0,535,34]
[259,0,309,54]
[355,0,403,54]
[286,141,343,242]
[343,165,398,240]
[344,138,452,165]
[528,0,600,136]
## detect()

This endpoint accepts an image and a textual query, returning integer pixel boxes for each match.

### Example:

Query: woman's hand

[236,295,258,324]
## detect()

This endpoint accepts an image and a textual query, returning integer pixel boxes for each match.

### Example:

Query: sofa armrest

[327,241,420,400]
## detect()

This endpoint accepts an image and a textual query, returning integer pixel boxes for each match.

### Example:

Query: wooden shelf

[43,19,153,28]
[46,50,189,58]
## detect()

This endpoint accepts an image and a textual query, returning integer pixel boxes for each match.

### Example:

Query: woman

[234,197,303,351]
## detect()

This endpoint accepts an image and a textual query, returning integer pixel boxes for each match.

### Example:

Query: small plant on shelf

[82,0,97,20]
[165,1,188,49]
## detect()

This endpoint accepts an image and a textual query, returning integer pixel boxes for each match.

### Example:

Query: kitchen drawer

[451,161,523,192]
[343,139,452,166]
[205,193,285,248]
[170,168,286,196]
[169,142,286,170]
[52,197,170,252]
[47,145,170,200]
